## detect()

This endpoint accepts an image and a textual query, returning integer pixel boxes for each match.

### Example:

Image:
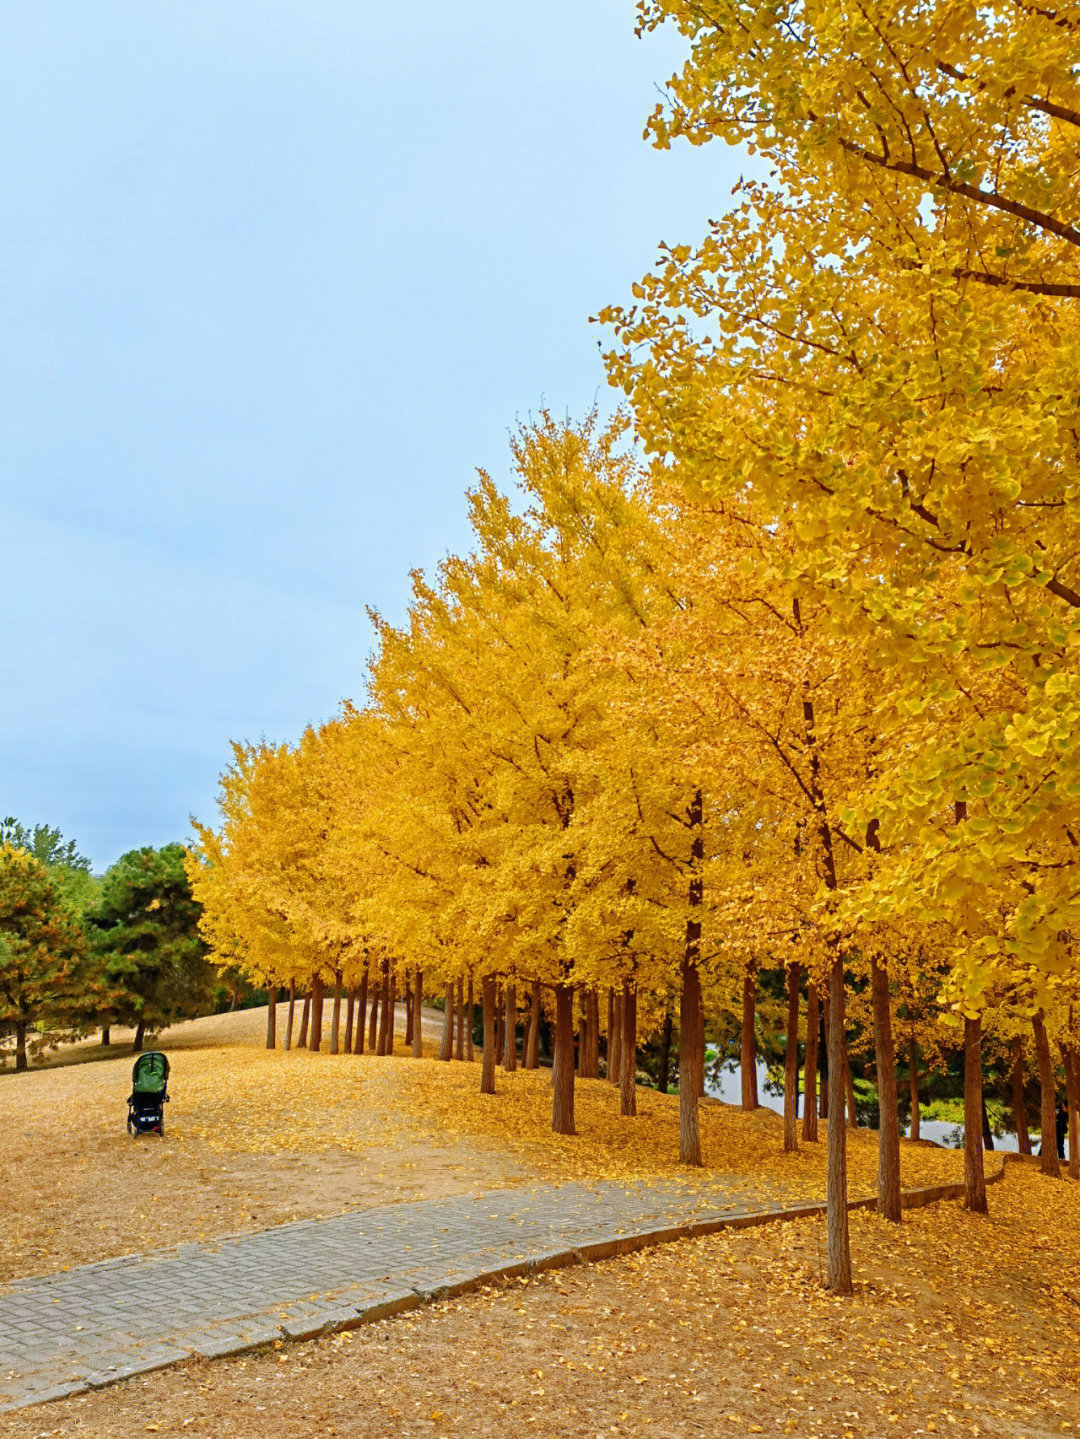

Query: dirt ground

[0,1006,970,1283]
[6,1165,1077,1439]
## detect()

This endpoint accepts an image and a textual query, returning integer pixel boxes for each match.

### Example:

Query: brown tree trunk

[577,989,588,1077]
[658,1010,672,1095]
[526,980,540,1068]
[610,989,624,1087]
[493,984,503,1068]
[439,981,454,1060]
[620,982,637,1117]
[741,967,759,1109]
[802,982,819,1142]
[819,991,830,1120]
[908,1038,920,1141]
[297,991,310,1049]
[503,983,517,1071]
[1033,1010,1061,1178]
[606,987,615,1070]
[266,986,278,1049]
[679,788,705,1166]
[285,981,296,1051]
[15,1020,28,1071]
[101,1025,111,1046]
[845,1048,858,1130]
[825,955,852,1291]
[376,965,391,1057]
[1009,1035,1030,1154]
[386,970,396,1054]
[783,963,800,1153]
[552,982,576,1134]
[466,972,474,1061]
[1063,1048,1080,1180]
[367,967,379,1052]
[329,970,343,1055]
[404,980,414,1047]
[355,965,369,1054]
[588,989,601,1077]
[456,976,466,1062]
[964,1014,989,1211]
[481,975,496,1094]
[309,973,325,1054]
[412,969,424,1057]
[870,958,900,1221]
[132,1018,146,1053]
[344,987,355,1053]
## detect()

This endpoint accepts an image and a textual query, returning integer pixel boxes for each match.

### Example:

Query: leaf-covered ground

[6,1165,1077,1439]
[1,1005,969,1282]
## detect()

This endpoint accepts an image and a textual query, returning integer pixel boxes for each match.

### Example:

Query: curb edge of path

[0,1155,1007,1415]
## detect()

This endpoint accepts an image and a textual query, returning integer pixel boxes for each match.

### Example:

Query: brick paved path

[0,1174,807,1412]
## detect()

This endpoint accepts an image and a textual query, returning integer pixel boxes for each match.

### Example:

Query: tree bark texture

[526,980,540,1068]
[367,969,379,1052]
[819,991,830,1120]
[480,976,496,1094]
[825,956,852,1292]
[440,981,455,1061]
[132,1019,146,1053]
[908,1038,920,1142]
[404,982,414,1048]
[298,992,310,1049]
[412,969,424,1058]
[15,1020,28,1071]
[266,986,278,1050]
[610,989,624,1088]
[1063,1048,1080,1180]
[310,973,325,1054]
[1033,1010,1061,1178]
[964,1015,989,1212]
[456,975,466,1062]
[870,958,900,1221]
[376,966,391,1057]
[285,984,296,1052]
[101,1025,111,1046]
[802,982,819,1142]
[783,964,800,1153]
[620,982,637,1117]
[552,982,576,1134]
[503,983,517,1071]
[1009,1035,1030,1154]
[355,966,368,1055]
[606,987,614,1070]
[329,970,343,1056]
[741,968,759,1109]
[466,972,475,1062]
[679,789,705,1166]
[386,970,396,1054]
[344,987,355,1053]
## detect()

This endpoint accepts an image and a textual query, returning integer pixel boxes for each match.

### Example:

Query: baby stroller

[127,1051,170,1136]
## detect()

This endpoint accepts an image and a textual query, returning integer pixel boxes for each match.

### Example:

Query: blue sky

[2,2,743,871]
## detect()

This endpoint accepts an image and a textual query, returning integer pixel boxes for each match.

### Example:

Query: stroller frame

[127,1050,170,1136]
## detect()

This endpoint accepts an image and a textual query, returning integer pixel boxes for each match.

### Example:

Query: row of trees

[0,822,215,1070]
[191,0,1080,1292]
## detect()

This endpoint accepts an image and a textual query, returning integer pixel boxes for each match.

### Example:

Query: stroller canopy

[131,1051,169,1094]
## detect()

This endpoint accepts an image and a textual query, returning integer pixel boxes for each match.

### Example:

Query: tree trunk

[285,981,296,1051]
[1062,1048,1080,1180]
[439,981,454,1060]
[741,968,758,1109]
[404,981,414,1048]
[329,970,343,1056]
[385,970,396,1054]
[101,1025,111,1047]
[577,989,588,1076]
[14,1020,28,1072]
[802,982,819,1142]
[266,986,278,1050]
[376,965,391,1057]
[481,975,496,1094]
[588,989,601,1077]
[456,975,466,1062]
[412,969,424,1057]
[355,965,369,1055]
[819,991,829,1120]
[620,982,637,1117]
[1033,1010,1061,1178]
[132,1018,147,1053]
[783,964,800,1153]
[344,987,355,1053]
[1009,1035,1030,1154]
[825,955,852,1292]
[297,992,310,1049]
[503,983,517,1071]
[845,1049,858,1130]
[679,788,705,1166]
[964,1014,989,1211]
[493,984,503,1069]
[466,972,474,1062]
[870,958,900,1221]
[606,987,615,1071]
[981,1093,995,1151]
[552,982,576,1134]
[367,967,380,1053]
[526,980,540,1068]
[309,973,325,1054]
[908,1038,920,1142]
[610,989,624,1088]
[658,1010,672,1095]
